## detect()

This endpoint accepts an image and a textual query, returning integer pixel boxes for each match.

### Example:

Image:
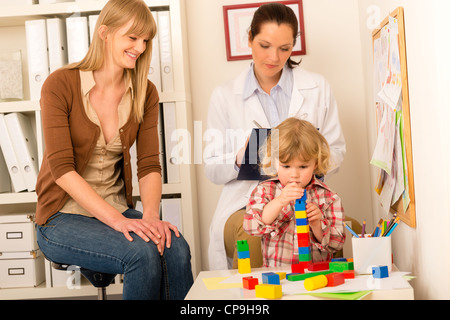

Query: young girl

[244,118,345,267]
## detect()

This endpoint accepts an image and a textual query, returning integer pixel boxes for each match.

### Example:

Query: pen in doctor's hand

[253,120,262,128]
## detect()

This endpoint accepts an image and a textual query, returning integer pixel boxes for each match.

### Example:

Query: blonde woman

[244,118,345,267]
[35,0,193,299]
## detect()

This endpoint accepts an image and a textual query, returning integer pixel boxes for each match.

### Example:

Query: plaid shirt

[244,177,345,267]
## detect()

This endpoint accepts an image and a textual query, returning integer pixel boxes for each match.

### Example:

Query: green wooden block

[298,253,310,262]
[329,261,353,272]
[236,240,249,252]
[287,270,333,282]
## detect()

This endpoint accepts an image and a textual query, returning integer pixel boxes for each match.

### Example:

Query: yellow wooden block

[255,284,282,299]
[295,210,307,219]
[297,225,309,234]
[238,258,251,274]
[275,272,286,280]
[304,275,328,291]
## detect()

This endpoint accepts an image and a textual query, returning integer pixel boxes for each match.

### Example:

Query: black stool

[52,262,117,300]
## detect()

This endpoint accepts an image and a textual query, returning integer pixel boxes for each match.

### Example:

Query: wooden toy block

[287,270,333,282]
[237,250,250,259]
[291,263,305,274]
[325,272,345,287]
[236,240,249,252]
[298,246,310,255]
[298,253,310,262]
[255,284,282,299]
[238,258,251,274]
[262,272,280,285]
[304,275,328,291]
[329,261,353,272]
[307,261,330,272]
[275,272,286,280]
[242,276,258,290]
[297,232,309,241]
[297,225,309,234]
[296,218,308,226]
[295,210,307,219]
[331,258,347,262]
[372,265,389,278]
[342,270,355,279]
[298,239,310,247]
[347,258,353,262]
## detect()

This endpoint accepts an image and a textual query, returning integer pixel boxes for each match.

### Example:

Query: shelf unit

[0,0,200,299]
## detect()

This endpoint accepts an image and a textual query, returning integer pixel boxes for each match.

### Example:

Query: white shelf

[0,0,170,27]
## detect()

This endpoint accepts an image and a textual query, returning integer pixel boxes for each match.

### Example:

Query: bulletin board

[371,7,416,228]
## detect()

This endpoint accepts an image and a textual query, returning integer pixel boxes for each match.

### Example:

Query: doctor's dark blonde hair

[66,0,156,123]
[249,2,301,69]
[260,118,330,176]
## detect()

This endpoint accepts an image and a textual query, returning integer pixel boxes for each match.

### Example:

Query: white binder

[162,102,179,183]
[0,114,27,192]
[157,11,174,93]
[4,113,39,192]
[161,197,183,233]
[66,16,89,64]
[0,145,11,193]
[88,15,99,45]
[46,18,68,73]
[25,19,49,101]
[148,11,161,93]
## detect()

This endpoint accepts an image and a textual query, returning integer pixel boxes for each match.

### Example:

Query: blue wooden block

[331,258,347,262]
[372,265,389,278]
[237,250,250,259]
[295,202,306,211]
[296,218,308,226]
[298,246,310,255]
[262,272,280,285]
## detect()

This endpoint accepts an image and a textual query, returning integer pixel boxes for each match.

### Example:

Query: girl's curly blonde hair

[260,118,331,177]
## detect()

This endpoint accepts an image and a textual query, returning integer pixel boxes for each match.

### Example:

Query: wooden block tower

[237,240,251,274]
[294,192,310,269]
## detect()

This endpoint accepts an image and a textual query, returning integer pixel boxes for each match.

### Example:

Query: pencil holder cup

[352,236,392,275]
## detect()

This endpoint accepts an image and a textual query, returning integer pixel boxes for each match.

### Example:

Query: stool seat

[51,262,117,300]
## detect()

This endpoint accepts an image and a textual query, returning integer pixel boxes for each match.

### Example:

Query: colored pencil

[344,222,359,238]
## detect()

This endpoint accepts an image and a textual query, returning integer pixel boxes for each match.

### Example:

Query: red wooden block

[291,263,305,274]
[343,270,355,279]
[242,276,259,290]
[307,261,330,272]
[297,233,309,241]
[325,273,345,287]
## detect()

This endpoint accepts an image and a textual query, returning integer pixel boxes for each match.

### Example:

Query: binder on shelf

[0,146,12,193]
[0,114,27,192]
[4,113,39,192]
[46,18,68,73]
[148,11,161,93]
[88,15,99,45]
[25,19,49,101]
[66,16,89,64]
[157,11,174,93]
[161,102,179,183]
[160,197,183,233]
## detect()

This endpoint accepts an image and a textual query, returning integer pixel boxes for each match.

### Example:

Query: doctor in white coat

[204,3,346,270]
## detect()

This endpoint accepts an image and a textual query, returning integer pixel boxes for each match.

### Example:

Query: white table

[185,266,414,300]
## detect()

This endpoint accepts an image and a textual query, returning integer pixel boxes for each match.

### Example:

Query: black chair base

[52,262,117,300]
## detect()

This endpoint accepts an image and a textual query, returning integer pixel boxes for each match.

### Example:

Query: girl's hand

[278,182,304,207]
[306,203,323,227]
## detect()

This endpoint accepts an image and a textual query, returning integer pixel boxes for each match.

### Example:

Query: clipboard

[237,128,273,181]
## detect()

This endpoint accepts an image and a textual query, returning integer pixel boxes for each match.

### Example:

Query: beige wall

[185,0,371,270]
[357,0,450,300]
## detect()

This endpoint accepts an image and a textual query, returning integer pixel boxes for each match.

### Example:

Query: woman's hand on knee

[144,217,180,255]
[114,218,162,247]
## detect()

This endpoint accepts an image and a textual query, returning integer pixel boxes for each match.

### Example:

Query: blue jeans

[36,209,193,300]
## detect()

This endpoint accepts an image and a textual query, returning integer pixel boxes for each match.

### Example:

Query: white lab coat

[204,66,346,270]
